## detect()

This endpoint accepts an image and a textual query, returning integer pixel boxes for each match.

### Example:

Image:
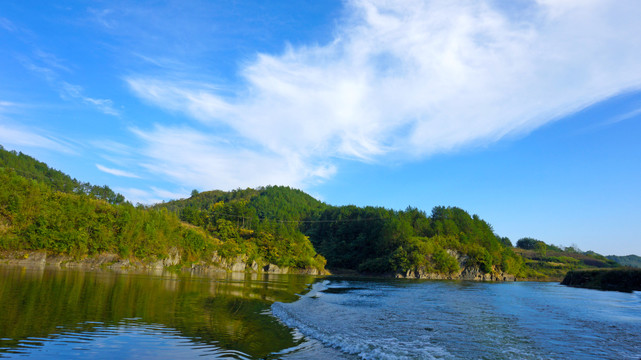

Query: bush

[433,248,459,274]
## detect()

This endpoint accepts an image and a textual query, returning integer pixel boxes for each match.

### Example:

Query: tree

[516,237,542,250]
[498,236,512,247]
[534,241,547,258]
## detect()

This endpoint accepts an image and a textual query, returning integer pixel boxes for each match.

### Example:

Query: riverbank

[561,268,641,292]
[0,250,326,276]
[1,250,559,282]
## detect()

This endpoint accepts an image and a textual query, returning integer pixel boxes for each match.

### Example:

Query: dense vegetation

[0,145,125,204]
[2,145,633,279]
[606,255,641,268]
[155,187,326,270]
[162,189,630,279]
[0,167,215,262]
[159,190,527,277]
[562,268,641,292]
[513,237,619,279]
[302,205,526,276]
[0,146,324,271]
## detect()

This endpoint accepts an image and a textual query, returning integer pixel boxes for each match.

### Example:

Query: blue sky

[1,0,640,256]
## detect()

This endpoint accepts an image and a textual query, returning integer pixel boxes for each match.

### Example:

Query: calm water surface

[1,266,640,359]
[0,266,316,359]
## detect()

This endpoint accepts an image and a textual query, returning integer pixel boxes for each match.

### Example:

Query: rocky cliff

[395,250,517,281]
[0,250,327,276]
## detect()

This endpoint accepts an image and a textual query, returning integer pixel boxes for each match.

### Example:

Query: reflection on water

[0,266,315,359]
[7,267,638,359]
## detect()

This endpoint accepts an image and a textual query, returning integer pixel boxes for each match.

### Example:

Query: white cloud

[60,82,120,116]
[130,125,336,191]
[0,122,75,154]
[17,48,120,117]
[0,17,16,32]
[113,186,190,205]
[33,49,71,73]
[0,101,19,111]
[150,186,188,200]
[96,164,140,178]
[19,55,120,116]
[604,107,641,126]
[113,187,158,205]
[127,0,641,190]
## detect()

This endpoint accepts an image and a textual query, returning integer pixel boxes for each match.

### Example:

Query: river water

[1,266,639,359]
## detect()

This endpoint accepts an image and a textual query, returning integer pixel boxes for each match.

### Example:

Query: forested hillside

[161,186,627,279]
[606,254,641,268]
[0,145,125,204]
[0,147,325,272]
[158,189,527,278]
[155,186,327,270]
[2,145,628,279]
[513,237,619,279]
[0,167,216,261]
[302,205,526,277]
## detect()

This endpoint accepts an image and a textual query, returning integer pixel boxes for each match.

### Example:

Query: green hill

[301,205,527,277]
[513,238,619,279]
[0,146,324,272]
[0,145,125,204]
[0,167,216,262]
[1,145,626,280]
[154,186,327,270]
[158,189,527,278]
[606,254,641,268]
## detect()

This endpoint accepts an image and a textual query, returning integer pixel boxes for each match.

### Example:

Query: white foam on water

[273,280,641,359]
[271,281,450,360]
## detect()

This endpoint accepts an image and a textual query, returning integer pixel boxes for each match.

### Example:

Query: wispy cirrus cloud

[0,102,75,153]
[60,82,120,116]
[603,107,641,126]
[123,0,641,191]
[0,122,75,154]
[96,164,140,179]
[130,125,336,191]
[113,186,193,205]
[0,101,19,111]
[17,48,120,116]
[0,17,16,32]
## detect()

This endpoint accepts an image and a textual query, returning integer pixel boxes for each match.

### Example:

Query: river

[1,266,639,359]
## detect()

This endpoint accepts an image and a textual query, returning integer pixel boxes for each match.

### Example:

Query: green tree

[534,241,547,258]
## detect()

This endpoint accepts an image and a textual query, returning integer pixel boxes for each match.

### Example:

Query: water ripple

[0,319,251,359]
[272,280,641,360]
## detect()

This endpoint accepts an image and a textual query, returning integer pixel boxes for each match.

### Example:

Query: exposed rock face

[148,248,181,269]
[396,250,516,282]
[263,263,287,274]
[0,250,328,275]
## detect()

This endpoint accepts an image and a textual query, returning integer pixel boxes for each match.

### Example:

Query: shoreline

[0,250,560,282]
[561,268,641,292]
[0,249,325,276]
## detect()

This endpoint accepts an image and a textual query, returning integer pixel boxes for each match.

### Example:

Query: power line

[204,210,389,224]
